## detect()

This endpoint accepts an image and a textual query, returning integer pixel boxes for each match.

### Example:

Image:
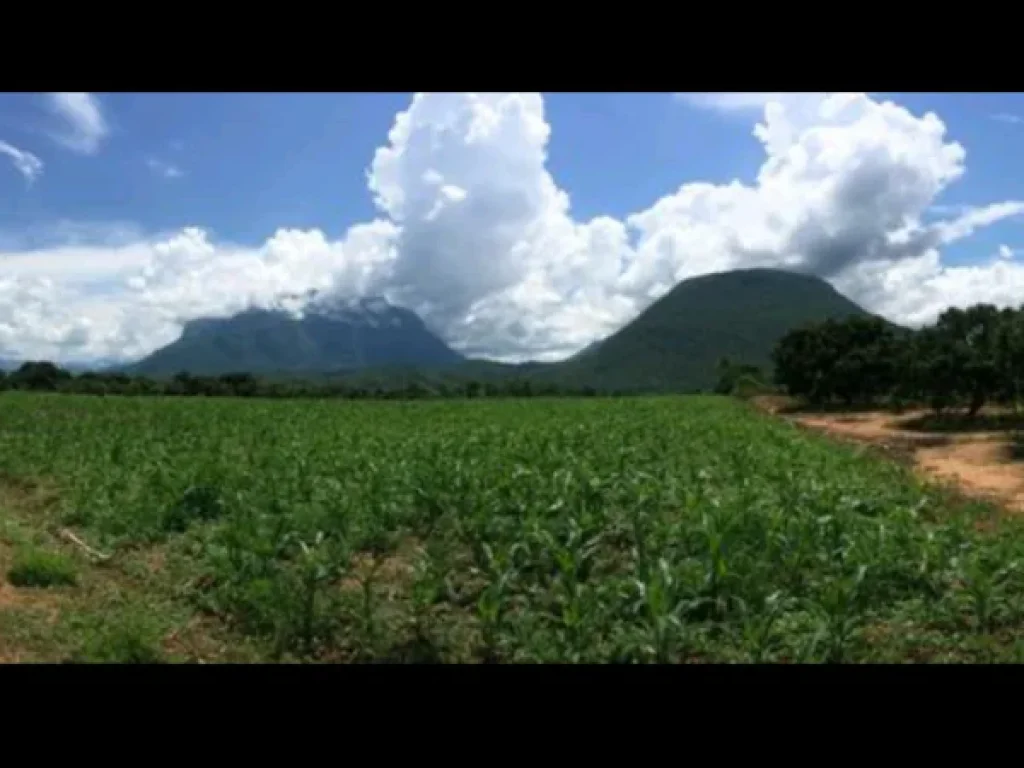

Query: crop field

[2,393,1024,663]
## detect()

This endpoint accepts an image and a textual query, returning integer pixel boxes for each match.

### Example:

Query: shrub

[7,548,78,588]
[67,606,166,663]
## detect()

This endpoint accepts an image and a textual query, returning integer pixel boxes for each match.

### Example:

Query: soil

[753,398,1024,514]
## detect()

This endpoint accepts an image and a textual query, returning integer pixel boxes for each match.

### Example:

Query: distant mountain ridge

[539,267,879,391]
[101,268,881,391]
[127,296,464,377]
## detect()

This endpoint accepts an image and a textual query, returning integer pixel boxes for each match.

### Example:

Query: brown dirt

[144,549,166,574]
[917,440,1024,512]
[763,402,1024,514]
[340,537,423,597]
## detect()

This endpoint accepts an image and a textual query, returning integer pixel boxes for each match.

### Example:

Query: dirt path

[753,398,1024,514]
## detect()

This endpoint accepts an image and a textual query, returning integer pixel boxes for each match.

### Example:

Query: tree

[772,316,902,406]
[9,361,71,392]
[772,327,825,402]
[994,306,1024,411]
[714,357,766,396]
[932,304,1003,417]
[219,372,259,397]
[830,317,901,404]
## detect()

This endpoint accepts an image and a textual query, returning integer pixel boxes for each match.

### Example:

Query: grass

[1,392,1024,662]
[7,547,77,588]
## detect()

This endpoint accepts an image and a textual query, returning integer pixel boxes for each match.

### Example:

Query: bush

[732,374,770,399]
[160,485,226,533]
[67,605,167,663]
[7,548,78,588]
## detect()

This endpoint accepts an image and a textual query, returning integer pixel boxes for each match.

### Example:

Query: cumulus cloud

[4,91,1024,364]
[0,140,43,183]
[45,92,109,154]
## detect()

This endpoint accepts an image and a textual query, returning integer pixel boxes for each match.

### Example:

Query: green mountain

[545,268,876,391]
[127,297,464,377]
[123,268,878,391]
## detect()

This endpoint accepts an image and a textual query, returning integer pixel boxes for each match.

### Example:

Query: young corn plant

[626,500,672,662]
[293,530,340,657]
[632,556,703,663]
[687,509,740,623]
[406,550,445,662]
[354,556,384,660]
[808,564,869,663]
[737,591,790,662]
[543,520,604,659]
[474,542,519,663]
[957,549,1017,634]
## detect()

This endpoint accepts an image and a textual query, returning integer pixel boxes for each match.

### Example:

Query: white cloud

[676,92,829,118]
[1,241,152,284]
[0,140,43,183]
[0,220,145,251]
[146,157,184,179]
[3,91,1024,365]
[45,92,109,154]
[678,92,802,111]
[992,113,1024,125]
[997,244,1020,260]
[933,201,1024,244]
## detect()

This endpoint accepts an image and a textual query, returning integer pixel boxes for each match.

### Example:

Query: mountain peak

[555,268,873,391]
[304,294,422,330]
[129,296,461,377]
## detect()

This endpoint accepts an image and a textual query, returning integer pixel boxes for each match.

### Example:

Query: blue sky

[4,92,1024,253]
[0,92,768,243]
[2,92,1024,364]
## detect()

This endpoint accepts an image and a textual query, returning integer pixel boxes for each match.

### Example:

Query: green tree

[219,372,259,397]
[772,316,901,406]
[772,327,826,403]
[994,306,1024,411]
[714,357,766,396]
[9,361,72,392]
[932,304,1003,417]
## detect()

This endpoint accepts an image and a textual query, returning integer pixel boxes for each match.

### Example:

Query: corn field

[2,392,1024,662]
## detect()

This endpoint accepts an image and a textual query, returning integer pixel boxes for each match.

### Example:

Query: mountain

[127,297,464,377]
[545,268,877,392]
[119,268,878,390]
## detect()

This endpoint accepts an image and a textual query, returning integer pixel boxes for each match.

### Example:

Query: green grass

[65,598,169,663]
[2,392,1024,662]
[7,547,77,588]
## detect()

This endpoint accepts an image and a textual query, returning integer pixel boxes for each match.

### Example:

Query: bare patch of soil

[770,405,1024,514]
[917,441,1024,513]
[340,537,423,597]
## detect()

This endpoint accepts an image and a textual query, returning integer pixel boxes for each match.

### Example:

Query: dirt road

[755,398,1024,514]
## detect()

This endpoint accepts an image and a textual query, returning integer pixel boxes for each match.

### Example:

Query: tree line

[771,304,1024,415]
[0,362,642,400]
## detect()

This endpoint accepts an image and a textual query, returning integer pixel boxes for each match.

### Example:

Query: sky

[3,91,1024,365]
